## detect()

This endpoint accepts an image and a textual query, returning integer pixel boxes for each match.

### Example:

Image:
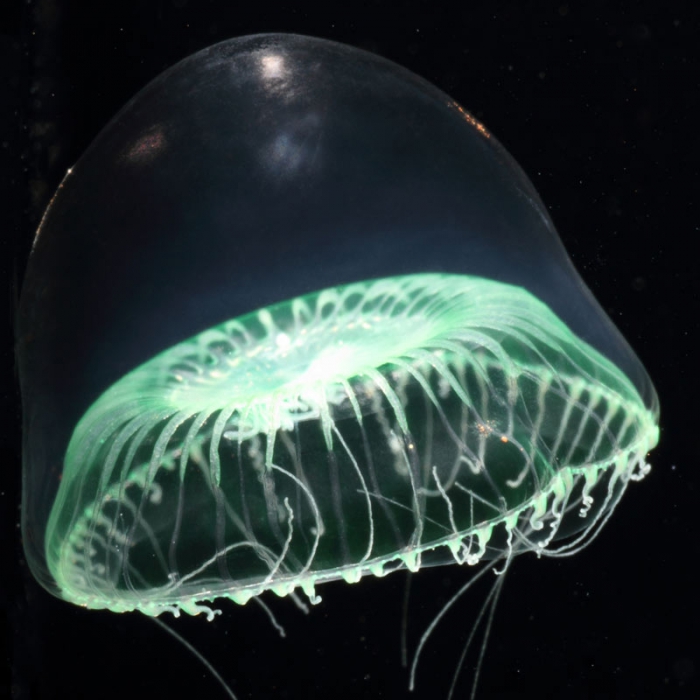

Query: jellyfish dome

[18,34,659,619]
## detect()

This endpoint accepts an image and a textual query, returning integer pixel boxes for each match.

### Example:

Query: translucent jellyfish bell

[18,33,658,625]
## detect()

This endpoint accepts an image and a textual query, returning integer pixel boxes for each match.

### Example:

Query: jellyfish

[17,33,659,697]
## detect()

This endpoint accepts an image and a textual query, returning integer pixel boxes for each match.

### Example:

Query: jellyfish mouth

[46,273,658,617]
[157,274,482,437]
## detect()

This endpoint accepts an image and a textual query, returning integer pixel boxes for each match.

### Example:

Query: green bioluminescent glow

[46,273,658,618]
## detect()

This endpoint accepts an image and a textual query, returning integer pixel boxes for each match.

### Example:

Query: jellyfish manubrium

[18,32,658,649]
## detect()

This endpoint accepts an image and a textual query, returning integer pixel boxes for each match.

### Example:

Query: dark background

[1,1,697,699]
